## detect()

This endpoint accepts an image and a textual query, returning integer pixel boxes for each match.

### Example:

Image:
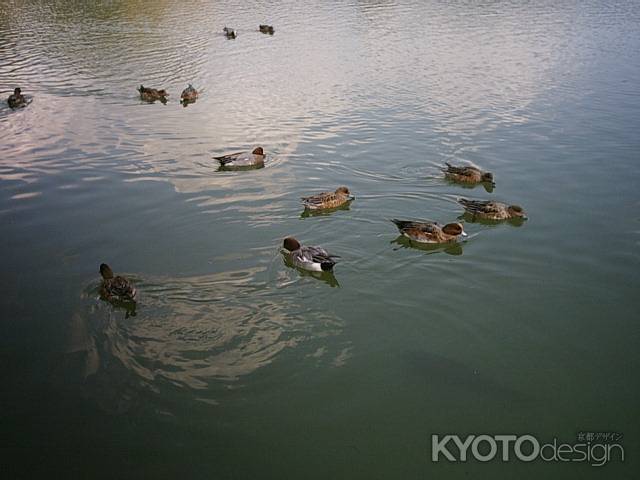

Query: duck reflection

[300,200,353,218]
[444,177,494,193]
[281,253,340,287]
[391,235,464,256]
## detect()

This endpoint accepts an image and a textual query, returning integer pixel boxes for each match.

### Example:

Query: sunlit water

[1,1,639,478]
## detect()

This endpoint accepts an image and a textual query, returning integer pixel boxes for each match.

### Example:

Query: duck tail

[391,219,410,230]
[320,260,336,271]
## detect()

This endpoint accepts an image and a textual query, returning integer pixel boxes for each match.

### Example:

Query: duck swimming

[223,27,237,39]
[99,263,137,302]
[7,87,27,108]
[301,187,354,211]
[138,85,168,103]
[391,219,467,244]
[458,198,527,221]
[443,163,494,185]
[180,84,198,104]
[282,237,340,272]
[214,147,265,168]
[259,24,275,34]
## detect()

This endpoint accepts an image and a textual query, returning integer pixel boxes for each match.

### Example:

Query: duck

[7,87,27,108]
[282,237,340,272]
[458,198,527,220]
[214,147,265,168]
[391,219,467,244]
[138,84,168,103]
[223,27,237,39]
[259,24,275,34]
[443,162,494,185]
[301,187,354,211]
[99,263,137,302]
[180,84,198,103]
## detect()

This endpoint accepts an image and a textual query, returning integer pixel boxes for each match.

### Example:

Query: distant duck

[214,147,265,168]
[180,84,198,103]
[259,24,275,34]
[391,219,467,244]
[223,27,237,39]
[282,237,340,272]
[302,187,354,211]
[458,198,527,221]
[138,84,168,103]
[99,263,137,302]
[7,87,27,108]
[444,163,494,185]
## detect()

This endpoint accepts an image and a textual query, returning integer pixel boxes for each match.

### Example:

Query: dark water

[1,0,639,478]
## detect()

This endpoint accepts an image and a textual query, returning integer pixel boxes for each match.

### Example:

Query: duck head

[100,263,114,279]
[442,222,467,237]
[283,237,301,252]
[14,87,21,96]
[252,147,264,155]
[508,205,527,219]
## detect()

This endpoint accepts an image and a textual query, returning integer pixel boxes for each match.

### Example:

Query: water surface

[1,0,639,478]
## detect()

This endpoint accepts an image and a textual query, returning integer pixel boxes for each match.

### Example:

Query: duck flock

[6,23,527,308]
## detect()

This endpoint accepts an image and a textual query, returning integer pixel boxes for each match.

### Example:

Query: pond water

[1,0,639,478]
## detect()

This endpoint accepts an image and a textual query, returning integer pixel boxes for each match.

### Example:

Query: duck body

[180,84,198,103]
[391,219,467,244]
[458,198,527,220]
[302,187,354,211]
[259,24,275,34]
[282,237,339,272]
[215,147,265,168]
[7,87,27,108]
[99,263,137,302]
[223,27,237,39]
[444,163,494,185]
[138,84,168,103]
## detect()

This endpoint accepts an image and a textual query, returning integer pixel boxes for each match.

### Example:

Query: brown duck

[458,199,527,220]
[391,220,467,244]
[301,187,354,211]
[444,163,494,185]
[99,263,137,302]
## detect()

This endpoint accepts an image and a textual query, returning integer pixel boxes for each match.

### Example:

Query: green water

[1,0,639,478]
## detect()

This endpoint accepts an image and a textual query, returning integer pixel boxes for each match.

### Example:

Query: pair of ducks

[7,87,28,108]
[138,84,198,104]
[223,25,275,39]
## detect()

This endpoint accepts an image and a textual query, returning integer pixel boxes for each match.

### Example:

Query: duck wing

[458,198,493,213]
[391,219,438,233]
[109,276,137,300]
[301,191,334,208]
[214,151,243,165]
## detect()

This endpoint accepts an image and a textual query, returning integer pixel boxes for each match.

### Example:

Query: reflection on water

[66,267,343,412]
[2,0,640,476]
[391,235,464,256]
[82,268,342,383]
